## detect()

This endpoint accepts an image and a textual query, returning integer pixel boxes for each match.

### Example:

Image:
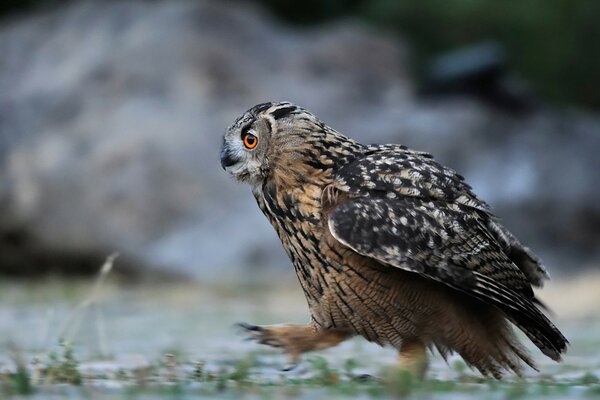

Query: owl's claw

[236,322,282,347]
[281,361,299,372]
[352,373,376,382]
[237,322,263,333]
[235,322,351,373]
[236,322,300,370]
[237,322,264,343]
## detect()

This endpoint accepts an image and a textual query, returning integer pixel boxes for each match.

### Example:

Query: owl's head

[220,101,311,184]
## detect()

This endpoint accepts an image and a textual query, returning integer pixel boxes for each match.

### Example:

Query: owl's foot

[396,339,428,379]
[237,322,352,370]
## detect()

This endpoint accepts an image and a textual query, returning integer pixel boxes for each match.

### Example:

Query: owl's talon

[237,322,263,332]
[281,361,299,372]
[261,339,282,347]
[236,322,267,343]
[352,373,375,382]
[237,322,284,347]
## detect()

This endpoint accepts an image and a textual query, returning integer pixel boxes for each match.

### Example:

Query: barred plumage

[220,101,567,378]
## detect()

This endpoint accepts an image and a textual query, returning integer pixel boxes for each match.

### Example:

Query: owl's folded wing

[327,195,566,360]
[331,147,549,286]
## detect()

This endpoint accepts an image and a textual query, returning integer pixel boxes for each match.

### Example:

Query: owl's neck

[255,167,329,228]
[254,136,365,227]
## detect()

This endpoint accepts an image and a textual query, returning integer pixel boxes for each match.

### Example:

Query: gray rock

[0,0,598,278]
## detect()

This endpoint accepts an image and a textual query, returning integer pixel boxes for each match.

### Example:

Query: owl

[220,102,567,378]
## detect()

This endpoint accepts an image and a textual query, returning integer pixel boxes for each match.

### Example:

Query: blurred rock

[421,41,537,113]
[0,0,598,279]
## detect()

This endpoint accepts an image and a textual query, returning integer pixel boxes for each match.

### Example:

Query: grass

[1,343,599,398]
[0,263,599,398]
[43,340,83,385]
[4,348,33,396]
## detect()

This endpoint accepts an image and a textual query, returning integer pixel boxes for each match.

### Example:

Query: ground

[0,270,599,399]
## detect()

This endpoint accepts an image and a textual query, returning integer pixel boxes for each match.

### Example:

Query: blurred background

[1,0,598,280]
[0,0,599,394]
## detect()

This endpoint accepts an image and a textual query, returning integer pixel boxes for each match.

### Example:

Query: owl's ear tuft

[270,105,297,121]
[251,102,274,114]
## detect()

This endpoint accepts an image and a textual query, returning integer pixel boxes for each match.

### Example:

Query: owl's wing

[327,149,566,359]
[327,195,534,300]
[331,147,548,285]
[333,146,490,212]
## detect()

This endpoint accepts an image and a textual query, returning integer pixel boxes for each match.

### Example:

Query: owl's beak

[220,148,239,170]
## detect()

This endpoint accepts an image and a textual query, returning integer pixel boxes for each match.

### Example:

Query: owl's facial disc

[220,130,258,180]
[221,107,274,183]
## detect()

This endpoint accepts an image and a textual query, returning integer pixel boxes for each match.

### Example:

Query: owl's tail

[470,272,569,364]
[505,298,568,362]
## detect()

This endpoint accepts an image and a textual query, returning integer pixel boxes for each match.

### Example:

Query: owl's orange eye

[242,131,258,149]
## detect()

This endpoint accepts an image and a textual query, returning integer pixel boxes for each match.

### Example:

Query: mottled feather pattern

[328,197,533,294]
[334,148,489,212]
[221,102,568,378]
[486,218,550,286]
[328,148,566,362]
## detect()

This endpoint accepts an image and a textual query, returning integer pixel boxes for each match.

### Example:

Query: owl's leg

[238,322,352,370]
[397,339,428,378]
